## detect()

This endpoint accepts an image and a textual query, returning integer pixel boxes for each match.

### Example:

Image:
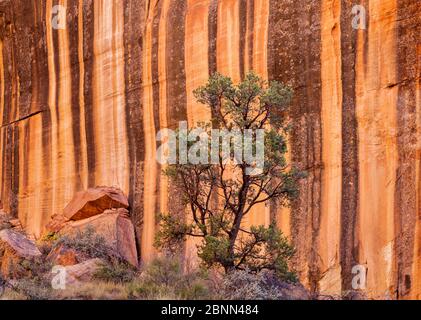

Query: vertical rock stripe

[246,0,270,229]
[56,0,77,215]
[356,0,398,298]
[78,0,89,190]
[0,40,3,195]
[158,0,169,219]
[45,0,59,222]
[141,2,158,263]
[184,0,212,264]
[319,0,342,296]
[185,0,211,126]
[412,44,421,299]
[217,0,241,83]
[92,0,129,191]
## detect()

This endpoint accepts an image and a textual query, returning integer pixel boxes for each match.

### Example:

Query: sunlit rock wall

[0,0,419,299]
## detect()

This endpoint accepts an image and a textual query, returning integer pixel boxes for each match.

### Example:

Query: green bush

[53,227,115,261]
[94,262,137,284]
[128,256,210,300]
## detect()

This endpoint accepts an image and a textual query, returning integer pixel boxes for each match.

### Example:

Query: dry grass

[55,281,130,300]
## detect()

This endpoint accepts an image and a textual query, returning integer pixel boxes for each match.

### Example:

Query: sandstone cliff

[0,0,419,299]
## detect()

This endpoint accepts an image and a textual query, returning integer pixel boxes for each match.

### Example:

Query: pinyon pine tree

[155,72,302,281]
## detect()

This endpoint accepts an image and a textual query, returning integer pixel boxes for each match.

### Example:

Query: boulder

[60,209,138,267]
[45,214,70,234]
[0,229,42,278]
[318,264,342,297]
[63,187,129,221]
[0,229,41,259]
[63,258,105,287]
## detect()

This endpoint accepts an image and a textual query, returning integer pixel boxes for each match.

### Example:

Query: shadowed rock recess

[0,0,419,299]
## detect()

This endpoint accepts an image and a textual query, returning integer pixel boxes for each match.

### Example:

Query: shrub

[94,261,137,284]
[128,256,210,300]
[53,227,115,261]
[41,231,59,243]
[215,268,287,300]
[11,277,53,300]
[4,257,54,300]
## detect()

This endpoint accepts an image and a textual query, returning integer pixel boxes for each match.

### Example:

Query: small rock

[8,219,22,229]
[63,187,129,221]
[47,244,79,266]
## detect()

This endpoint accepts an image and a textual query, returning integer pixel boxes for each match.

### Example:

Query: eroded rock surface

[0,229,41,259]
[63,187,129,221]
[0,229,41,278]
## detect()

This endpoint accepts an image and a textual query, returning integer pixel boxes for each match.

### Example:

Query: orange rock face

[0,0,420,299]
